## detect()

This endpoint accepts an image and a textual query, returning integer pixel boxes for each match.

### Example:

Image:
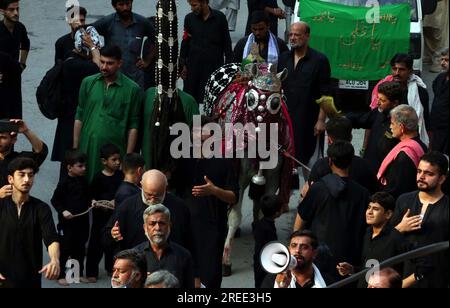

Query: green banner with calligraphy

[299,0,410,80]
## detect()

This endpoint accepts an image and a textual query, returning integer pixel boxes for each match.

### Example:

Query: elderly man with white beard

[134,204,195,288]
[102,170,193,258]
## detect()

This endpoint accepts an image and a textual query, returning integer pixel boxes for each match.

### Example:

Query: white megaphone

[260,242,297,274]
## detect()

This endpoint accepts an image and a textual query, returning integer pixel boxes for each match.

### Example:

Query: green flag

[299,0,410,80]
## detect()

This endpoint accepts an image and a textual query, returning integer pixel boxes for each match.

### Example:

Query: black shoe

[222,264,232,277]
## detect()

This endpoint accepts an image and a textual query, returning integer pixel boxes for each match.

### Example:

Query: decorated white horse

[203,62,296,275]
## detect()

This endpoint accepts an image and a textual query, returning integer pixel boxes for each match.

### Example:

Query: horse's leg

[222,159,252,271]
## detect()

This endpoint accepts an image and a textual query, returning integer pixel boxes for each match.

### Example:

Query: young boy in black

[253,194,282,288]
[336,192,407,287]
[51,149,90,286]
[114,153,145,207]
[86,143,123,282]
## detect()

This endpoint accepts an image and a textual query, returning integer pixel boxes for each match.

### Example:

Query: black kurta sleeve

[91,15,111,37]
[181,204,195,262]
[297,182,322,227]
[34,142,48,167]
[277,37,289,55]
[346,109,377,129]
[179,17,191,66]
[19,23,30,52]
[37,203,59,248]
[102,214,118,251]
[143,18,156,44]
[183,253,195,288]
[233,38,247,63]
[54,40,63,64]
[381,153,418,199]
[50,181,67,215]
[89,173,102,200]
[17,142,48,169]
[318,54,332,97]
[418,86,430,130]
[308,158,330,184]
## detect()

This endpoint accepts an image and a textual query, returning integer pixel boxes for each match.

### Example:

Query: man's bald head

[141,170,168,205]
[291,22,310,35]
[142,170,167,186]
[289,22,310,50]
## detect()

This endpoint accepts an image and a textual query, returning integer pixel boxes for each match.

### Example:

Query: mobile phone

[0,120,19,133]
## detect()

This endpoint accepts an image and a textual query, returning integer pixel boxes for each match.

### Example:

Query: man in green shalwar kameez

[74,45,144,182]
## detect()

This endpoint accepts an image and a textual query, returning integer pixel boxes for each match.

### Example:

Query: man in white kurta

[210,0,240,31]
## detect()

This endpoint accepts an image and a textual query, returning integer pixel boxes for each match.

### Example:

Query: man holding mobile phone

[0,119,48,196]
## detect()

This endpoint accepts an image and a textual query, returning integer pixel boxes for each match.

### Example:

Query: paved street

[10,0,438,288]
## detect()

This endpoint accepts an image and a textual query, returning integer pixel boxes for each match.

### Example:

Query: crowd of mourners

[0,0,448,288]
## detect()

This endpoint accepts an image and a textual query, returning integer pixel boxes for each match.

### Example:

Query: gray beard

[146,232,168,247]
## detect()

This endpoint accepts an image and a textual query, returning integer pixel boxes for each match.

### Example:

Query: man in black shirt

[378,105,428,199]
[0,0,29,118]
[178,151,239,288]
[0,157,60,288]
[54,6,87,63]
[245,0,285,36]
[336,192,407,288]
[233,10,288,65]
[430,48,449,155]
[135,204,194,288]
[295,141,369,283]
[51,26,100,180]
[261,230,327,288]
[306,117,379,195]
[0,0,29,63]
[0,119,48,191]
[180,0,233,104]
[392,152,449,288]
[347,81,403,173]
[278,22,331,179]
